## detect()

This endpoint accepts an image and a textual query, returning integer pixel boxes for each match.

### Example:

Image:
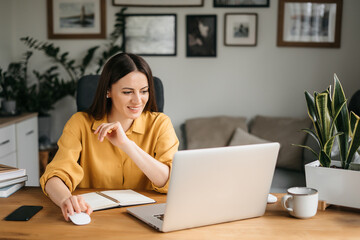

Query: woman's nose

[132,92,141,103]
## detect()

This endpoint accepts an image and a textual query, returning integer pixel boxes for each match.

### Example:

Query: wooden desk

[1,188,360,240]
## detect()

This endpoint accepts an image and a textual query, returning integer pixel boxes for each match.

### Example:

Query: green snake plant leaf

[305,91,316,122]
[315,92,332,145]
[324,132,343,157]
[319,150,331,167]
[292,144,318,158]
[346,112,360,168]
[332,74,350,166]
[301,128,320,148]
[330,100,347,134]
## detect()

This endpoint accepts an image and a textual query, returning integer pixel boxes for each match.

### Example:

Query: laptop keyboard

[153,214,164,221]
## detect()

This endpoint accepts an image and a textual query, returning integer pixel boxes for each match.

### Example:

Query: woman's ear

[106,91,110,98]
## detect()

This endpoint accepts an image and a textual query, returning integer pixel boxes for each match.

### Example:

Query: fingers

[85,202,93,216]
[61,195,92,221]
[70,196,82,213]
[94,123,119,142]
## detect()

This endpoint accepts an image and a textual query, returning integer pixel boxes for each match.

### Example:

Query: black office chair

[349,89,360,116]
[76,75,164,112]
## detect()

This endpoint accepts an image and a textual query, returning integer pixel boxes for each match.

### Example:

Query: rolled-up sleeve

[39,116,84,196]
[151,116,179,193]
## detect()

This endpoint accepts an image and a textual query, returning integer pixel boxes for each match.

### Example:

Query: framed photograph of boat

[47,0,106,39]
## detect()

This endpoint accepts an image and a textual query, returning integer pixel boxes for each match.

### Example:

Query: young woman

[40,53,179,221]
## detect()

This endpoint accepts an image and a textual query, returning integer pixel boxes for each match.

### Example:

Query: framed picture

[214,0,269,8]
[277,0,342,48]
[113,0,204,7]
[123,14,177,56]
[186,15,217,57]
[47,0,106,39]
[224,13,257,46]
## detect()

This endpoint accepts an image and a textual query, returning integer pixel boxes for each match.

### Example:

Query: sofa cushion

[228,127,269,146]
[185,116,247,149]
[250,115,312,171]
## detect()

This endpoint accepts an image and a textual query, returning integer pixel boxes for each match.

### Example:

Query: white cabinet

[0,124,16,166]
[0,113,39,186]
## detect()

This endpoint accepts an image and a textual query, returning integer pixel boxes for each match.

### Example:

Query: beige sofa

[180,115,315,193]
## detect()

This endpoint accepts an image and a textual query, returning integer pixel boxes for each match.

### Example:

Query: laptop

[127,142,280,232]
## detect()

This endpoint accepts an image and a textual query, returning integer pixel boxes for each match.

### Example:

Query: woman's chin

[126,111,143,119]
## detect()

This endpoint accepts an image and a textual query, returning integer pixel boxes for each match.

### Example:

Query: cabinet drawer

[0,152,17,167]
[0,124,16,158]
[16,116,39,186]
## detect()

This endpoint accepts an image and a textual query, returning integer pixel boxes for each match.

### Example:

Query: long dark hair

[87,53,158,120]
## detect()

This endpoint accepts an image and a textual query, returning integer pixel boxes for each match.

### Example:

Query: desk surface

[1,188,360,240]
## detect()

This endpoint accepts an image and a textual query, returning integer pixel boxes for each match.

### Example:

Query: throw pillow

[250,115,312,171]
[228,127,269,146]
[185,116,247,149]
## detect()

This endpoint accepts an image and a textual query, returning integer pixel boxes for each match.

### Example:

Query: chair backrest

[349,89,360,116]
[76,75,164,112]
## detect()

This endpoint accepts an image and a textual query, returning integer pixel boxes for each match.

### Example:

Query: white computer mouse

[68,212,91,225]
[267,194,277,204]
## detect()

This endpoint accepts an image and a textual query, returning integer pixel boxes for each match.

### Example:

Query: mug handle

[281,194,293,212]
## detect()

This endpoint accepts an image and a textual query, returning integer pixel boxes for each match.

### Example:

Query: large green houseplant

[0,52,32,114]
[302,74,360,209]
[299,74,360,168]
[13,8,126,148]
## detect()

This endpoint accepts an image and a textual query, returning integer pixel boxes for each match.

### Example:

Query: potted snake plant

[298,74,360,209]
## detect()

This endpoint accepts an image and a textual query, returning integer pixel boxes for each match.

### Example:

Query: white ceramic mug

[281,187,318,219]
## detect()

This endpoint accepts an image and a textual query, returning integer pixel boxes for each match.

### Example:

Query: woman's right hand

[60,195,93,221]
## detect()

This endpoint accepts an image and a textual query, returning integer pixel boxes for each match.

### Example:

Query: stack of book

[0,164,27,198]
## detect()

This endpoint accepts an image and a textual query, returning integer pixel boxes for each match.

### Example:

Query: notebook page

[81,192,118,210]
[101,189,155,205]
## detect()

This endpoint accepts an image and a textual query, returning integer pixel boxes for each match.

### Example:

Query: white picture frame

[224,13,257,46]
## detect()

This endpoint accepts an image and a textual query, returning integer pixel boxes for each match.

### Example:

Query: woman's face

[108,71,149,120]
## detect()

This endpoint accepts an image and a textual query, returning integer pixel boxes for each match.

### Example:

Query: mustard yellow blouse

[40,111,179,194]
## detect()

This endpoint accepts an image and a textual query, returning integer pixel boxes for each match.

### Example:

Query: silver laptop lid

[162,143,280,232]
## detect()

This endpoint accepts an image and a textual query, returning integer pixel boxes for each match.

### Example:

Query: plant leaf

[305,91,316,122]
[301,128,320,148]
[315,92,332,145]
[292,144,318,158]
[319,150,331,167]
[324,132,343,157]
[332,74,350,165]
[346,112,360,168]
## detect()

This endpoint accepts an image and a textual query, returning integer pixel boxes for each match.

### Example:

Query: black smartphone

[4,205,43,221]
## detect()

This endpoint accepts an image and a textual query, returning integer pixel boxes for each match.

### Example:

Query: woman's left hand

[94,122,129,148]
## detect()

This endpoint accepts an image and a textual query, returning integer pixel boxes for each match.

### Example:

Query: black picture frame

[214,0,269,8]
[186,15,217,57]
[113,0,204,7]
[123,14,177,56]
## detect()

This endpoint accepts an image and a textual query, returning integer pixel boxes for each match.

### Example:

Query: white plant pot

[305,160,360,209]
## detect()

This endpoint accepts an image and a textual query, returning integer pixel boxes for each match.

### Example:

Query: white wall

[0,0,12,67]
[3,0,360,145]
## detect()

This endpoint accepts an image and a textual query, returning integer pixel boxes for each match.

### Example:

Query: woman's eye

[122,91,132,95]
[141,90,149,94]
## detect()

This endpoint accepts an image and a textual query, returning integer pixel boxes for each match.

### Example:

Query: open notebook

[81,189,155,211]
